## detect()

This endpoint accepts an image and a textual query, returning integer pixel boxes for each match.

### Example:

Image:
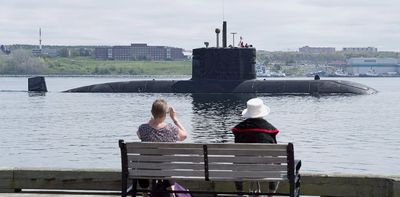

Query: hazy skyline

[1,0,400,51]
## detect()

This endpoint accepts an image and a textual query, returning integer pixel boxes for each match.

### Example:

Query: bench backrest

[119,141,295,182]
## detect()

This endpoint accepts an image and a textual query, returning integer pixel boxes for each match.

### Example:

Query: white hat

[241,98,270,118]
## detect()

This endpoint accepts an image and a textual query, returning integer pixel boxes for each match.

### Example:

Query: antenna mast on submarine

[231,32,237,46]
[221,0,227,48]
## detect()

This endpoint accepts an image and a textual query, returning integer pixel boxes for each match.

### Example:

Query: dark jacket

[232,118,279,143]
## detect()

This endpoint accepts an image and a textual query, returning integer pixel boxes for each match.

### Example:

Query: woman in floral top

[137,99,187,196]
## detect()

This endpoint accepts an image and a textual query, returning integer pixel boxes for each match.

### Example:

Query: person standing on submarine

[231,98,279,197]
[137,99,187,197]
[238,36,245,48]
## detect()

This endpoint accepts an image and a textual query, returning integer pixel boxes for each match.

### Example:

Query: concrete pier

[1,168,399,197]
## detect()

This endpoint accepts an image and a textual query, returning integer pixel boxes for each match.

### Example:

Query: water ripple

[1,77,400,175]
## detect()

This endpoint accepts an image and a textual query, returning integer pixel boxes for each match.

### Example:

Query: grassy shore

[0,51,192,75]
[44,57,192,75]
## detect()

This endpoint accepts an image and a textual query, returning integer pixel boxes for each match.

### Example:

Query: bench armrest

[295,160,301,173]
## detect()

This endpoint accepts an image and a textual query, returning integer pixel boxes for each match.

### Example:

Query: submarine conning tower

[192,47,256,81]
[192,21,256,81]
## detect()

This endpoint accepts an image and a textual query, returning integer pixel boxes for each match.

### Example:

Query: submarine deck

[64,79,377,95]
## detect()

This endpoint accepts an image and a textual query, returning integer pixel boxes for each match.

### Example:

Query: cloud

[0,0,399,51]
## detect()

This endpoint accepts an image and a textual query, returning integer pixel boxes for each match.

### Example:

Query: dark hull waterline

[64,79,377,95]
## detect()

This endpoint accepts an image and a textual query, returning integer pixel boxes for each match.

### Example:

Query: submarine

[65,22,377,95]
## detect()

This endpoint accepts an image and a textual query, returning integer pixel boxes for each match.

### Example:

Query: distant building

[299,46,335,53]
[94,47,110,60]
[79,48,92,56]
[343,47,377,53]
[345,58,399,75]
[32,49,42,56]
[113,46,132,60]
[94,43,186,61]
[131,43,149,60]
[32,48,58,57]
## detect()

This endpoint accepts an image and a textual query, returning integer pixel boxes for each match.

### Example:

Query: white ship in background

[256,64,286,77]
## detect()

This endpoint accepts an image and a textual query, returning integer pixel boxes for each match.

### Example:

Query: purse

[171,182,192,197]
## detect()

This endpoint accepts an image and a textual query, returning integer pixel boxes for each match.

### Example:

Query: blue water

[0,76,399,176]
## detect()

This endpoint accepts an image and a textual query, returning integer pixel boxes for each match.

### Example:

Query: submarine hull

[65,79,377,95]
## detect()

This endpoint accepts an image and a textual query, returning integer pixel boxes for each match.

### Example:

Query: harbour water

[0,76,399,176]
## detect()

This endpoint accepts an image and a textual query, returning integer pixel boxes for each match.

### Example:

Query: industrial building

[299,46,336,53]
[345,58,399,76]
[32,48,59,57]
[299,46,379,54]
[94,43,185,61]
[343,47,378,53]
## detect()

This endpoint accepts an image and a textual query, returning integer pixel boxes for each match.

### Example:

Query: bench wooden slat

[126,142,287,150]
[129,162,286,171]
[209,170,286,180]
[206,143,288,150]
[128,155,204,163]
[207,149,286,156]
[128,155,286,164]
[129,170,286,180]
[209,163,287,171]
[126,148,204,155]
[126,142,203,149]
[129,169,204,178]
[129,162,205,170]
[208,156,287,163]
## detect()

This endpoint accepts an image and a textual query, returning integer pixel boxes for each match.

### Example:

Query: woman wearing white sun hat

[231,97,279,197]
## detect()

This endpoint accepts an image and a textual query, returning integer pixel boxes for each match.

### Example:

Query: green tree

[58,48,70,57]
[0,49,48,74]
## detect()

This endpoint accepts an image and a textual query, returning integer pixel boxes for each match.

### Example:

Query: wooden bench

[119,140,301,197]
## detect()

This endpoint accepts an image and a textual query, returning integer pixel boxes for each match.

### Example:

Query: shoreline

[2,74,400,78]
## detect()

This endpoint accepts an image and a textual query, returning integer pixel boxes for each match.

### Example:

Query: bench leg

[131,179,138,197]
[122,177,127,197]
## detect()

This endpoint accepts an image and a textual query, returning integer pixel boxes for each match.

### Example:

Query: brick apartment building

[94,43,185,61]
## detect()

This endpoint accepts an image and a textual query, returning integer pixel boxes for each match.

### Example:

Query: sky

[1,0,400,51]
